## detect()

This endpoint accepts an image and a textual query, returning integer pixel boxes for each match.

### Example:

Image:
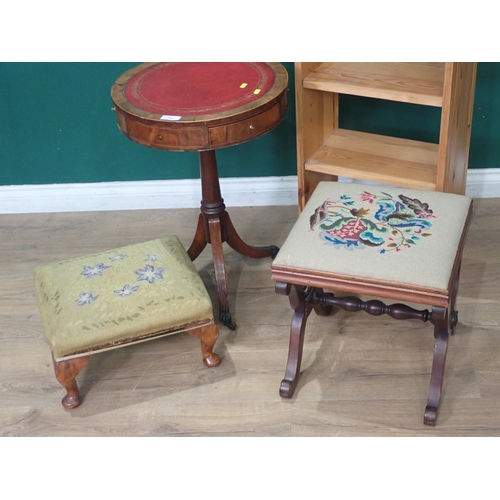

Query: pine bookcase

[295,62,477,210]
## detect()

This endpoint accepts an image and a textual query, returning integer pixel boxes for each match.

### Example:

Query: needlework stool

[34,235,221,409]
[271,182,473,426]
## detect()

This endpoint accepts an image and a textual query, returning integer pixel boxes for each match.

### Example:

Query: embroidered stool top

[272,182,473,306]
[34,236,214,361]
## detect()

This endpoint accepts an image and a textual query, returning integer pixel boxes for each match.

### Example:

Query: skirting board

[0,169,499,214]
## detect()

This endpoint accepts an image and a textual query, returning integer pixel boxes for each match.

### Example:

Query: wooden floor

[1,198,500,437]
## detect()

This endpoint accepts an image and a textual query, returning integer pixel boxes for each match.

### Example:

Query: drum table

[111,62,288,329]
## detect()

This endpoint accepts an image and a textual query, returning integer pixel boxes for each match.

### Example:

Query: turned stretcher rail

[312,291,431,322]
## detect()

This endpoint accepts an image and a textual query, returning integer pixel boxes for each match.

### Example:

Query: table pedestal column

[187,150,279,329]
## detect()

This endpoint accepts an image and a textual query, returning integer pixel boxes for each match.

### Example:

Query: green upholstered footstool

[271,182,473,426]
[34,235,221,409]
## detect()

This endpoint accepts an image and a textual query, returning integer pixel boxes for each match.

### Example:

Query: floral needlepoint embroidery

[309,191,436,253]
[360,191,376,204]
[109,254,127,261]
[144,255,158,262]
[134,265,165,284]
[76,291,98,306]
[81,263,111,279]
[114,284,140,297]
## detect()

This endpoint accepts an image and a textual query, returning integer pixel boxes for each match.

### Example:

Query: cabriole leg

[187,322,222,367]
[54,355,91,409]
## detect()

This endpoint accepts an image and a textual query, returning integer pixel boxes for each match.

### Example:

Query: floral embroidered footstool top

[273,182,472,291]
[34,236,214,361]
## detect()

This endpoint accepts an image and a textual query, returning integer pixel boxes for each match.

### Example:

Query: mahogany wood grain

[186,214,207,261]
[272,198,470,425]
[112,62,288,152]
[54,355,90,409]
[208,218,233,329]
[186,149,279,328]
[271,265,451,307]
[272,202,473,310]
[5,200,500,436]
[425,307,450,426]
[275,279,461,426]
[112,64,288,327]
[187,323,221,367]
[278,284,313,398]
[52,320,221,410]
[311,288,333,317]
[314,293,431,322]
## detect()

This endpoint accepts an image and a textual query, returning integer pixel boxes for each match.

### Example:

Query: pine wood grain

[303,62,446,106]
[437,63,477,194]
[305,128,439,190]
[1,200,499,436]
[295,62,477,205]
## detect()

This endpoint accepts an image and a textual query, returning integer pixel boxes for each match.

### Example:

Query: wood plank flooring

[1,199,500,436]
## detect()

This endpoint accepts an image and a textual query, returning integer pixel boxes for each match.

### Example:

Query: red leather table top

[123,62,276,117]
[111,62,287,151]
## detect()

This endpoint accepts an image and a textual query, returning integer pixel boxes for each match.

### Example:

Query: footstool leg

[278,284,314,398]
[424,308,449,426]
[188,323,222,367]
[54,355,91,409]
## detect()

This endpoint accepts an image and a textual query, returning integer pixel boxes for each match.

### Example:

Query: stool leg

[424,308,449,426]
[54,355,90,409]
[449,264,461,334]
[424,264,462,425]
[280,285,313,398]
[188,323,221,367]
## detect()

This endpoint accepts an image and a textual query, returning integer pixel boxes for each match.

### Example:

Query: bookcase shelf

[295,62,477,211]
